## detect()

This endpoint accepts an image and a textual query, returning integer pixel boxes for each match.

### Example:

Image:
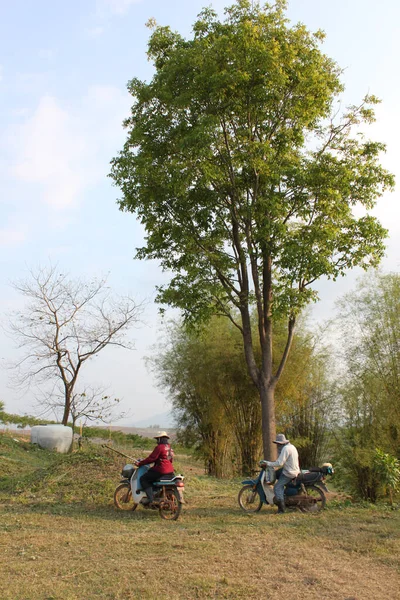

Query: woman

[135,431,174,504]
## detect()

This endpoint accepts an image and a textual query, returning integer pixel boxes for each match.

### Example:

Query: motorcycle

[114,462,185,521]
[238,462,334,514]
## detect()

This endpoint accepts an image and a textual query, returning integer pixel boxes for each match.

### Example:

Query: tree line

[150,271,400,503]
[1,267,398,502]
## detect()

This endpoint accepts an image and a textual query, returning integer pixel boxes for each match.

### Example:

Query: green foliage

[273,320,335,467]
[334,443,400,504]
[373,448,400,504]
[0,405,56,428]
[150,318,238,476]
[151,315,333,475]
[333,272,400,501]
[111,1,392,325]
[82,426,155,449]
[333,431,381,502]
[111,1,393,456]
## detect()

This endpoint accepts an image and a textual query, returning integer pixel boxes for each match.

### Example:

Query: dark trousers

[140,469,174,501]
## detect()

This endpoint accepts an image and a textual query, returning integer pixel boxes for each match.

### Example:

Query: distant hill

[132,410,176,428]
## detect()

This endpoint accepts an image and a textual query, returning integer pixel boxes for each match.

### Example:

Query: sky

[0,0,399,425]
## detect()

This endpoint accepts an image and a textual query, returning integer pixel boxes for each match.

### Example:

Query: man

[135,431,174,505]
[265,433,300,514]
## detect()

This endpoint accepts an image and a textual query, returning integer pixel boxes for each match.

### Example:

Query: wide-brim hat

[154,431,170,439]
[273,433,289,445]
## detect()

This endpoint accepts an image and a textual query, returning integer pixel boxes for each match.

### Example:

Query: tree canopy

[110,0,394,457]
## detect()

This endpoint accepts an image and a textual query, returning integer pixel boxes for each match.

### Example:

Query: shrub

[373,448,400,505]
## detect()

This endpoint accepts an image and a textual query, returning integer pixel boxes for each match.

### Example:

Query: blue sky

[0,0,399,423]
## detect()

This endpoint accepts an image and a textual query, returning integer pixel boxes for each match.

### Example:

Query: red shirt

[137,443,174,474]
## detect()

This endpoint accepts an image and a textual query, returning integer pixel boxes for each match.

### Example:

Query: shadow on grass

[0,500,160,522]
[4,494,391,526]
[0,497,266,524]
[0,502,282,526]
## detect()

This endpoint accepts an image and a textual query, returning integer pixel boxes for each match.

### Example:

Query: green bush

[333,431,400,504]
[332,431,380,502]
[373,448,400,505]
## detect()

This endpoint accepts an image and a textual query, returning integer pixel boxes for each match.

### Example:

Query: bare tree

[8,264,144,425]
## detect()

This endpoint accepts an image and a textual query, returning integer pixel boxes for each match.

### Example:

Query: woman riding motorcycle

[135,431,174,504]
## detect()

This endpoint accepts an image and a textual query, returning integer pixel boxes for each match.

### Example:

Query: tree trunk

[70,415,77,450]
[62,389,71,426]
[260,379,277,460]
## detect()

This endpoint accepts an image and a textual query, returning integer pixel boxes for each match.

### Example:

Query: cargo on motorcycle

[238,433,333,514]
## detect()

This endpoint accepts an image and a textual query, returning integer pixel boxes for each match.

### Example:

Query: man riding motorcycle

[134,431,174,505]
[265,433,300,514]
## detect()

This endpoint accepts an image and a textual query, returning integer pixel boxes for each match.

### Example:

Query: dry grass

[0,435,399,600]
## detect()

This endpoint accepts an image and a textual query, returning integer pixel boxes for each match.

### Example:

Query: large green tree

[110,0,394,458]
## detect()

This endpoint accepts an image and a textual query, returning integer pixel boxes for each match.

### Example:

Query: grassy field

[0,433,399,600]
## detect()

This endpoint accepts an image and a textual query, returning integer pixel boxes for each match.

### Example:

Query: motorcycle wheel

[159,489,182,521]
[301,485,326,513]
[238,484,263,513]
[114,483,137,511]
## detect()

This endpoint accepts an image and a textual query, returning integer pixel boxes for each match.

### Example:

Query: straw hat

[154,431,170,439]
[273,433,289,445]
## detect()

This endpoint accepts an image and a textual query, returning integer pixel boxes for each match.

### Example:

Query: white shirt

[266,443,300,478]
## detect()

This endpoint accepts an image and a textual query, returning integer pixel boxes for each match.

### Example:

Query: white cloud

[10,108,29,117]
[12,96,86,209]
[9,86,131,210]
[99,0,142,16]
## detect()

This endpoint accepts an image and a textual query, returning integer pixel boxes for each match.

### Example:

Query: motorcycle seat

[153,475,184,486]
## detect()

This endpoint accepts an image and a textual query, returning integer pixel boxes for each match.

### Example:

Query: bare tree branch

[6,264,145,424]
